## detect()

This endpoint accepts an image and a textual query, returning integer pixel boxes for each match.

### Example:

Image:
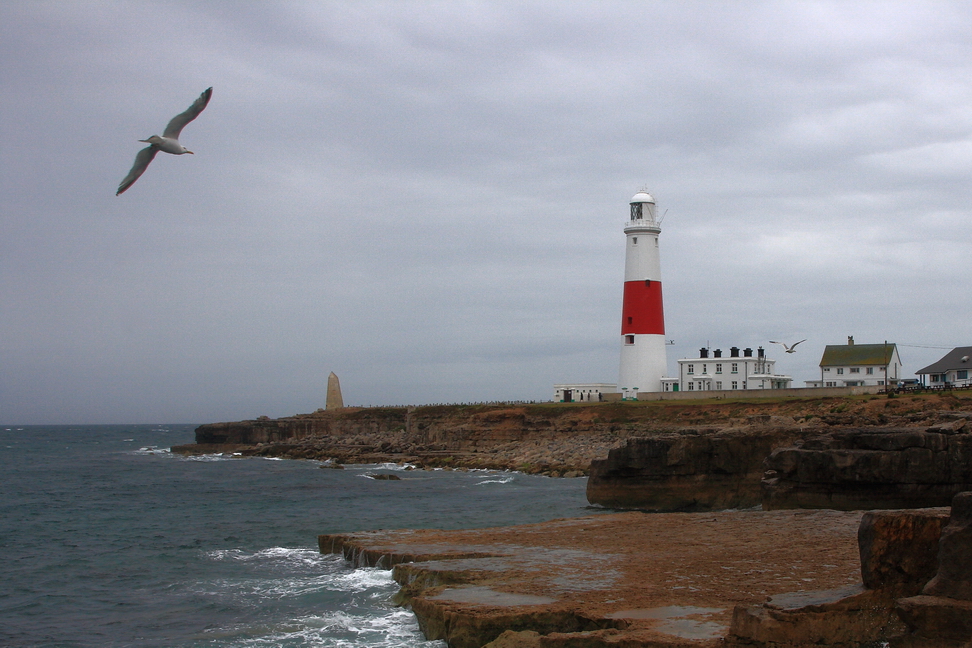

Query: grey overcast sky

[2,1,970,424]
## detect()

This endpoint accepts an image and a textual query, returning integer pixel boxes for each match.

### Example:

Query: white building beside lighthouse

[618,190,669,397]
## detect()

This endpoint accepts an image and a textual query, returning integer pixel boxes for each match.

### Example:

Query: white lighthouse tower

[618,190,668,396]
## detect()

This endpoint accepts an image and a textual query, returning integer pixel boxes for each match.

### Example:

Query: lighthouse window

[632,237,638,245]
[631,203,642,220]
[627,316,632,325]
[625,335,634,345]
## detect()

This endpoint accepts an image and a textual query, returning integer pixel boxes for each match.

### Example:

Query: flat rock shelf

[320,509,867,648]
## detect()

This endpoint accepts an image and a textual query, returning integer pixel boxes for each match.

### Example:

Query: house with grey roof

[812,336,901,387]
[915,347,972,388]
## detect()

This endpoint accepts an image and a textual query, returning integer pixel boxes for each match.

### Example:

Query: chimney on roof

[848,336,855,346]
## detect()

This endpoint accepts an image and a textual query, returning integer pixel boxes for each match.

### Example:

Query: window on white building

[837,368,844,374]
[731,363,738,374]
[702,364,707,374]
[715,364,722,374]
[688,382,694,390]
[850,368,860,374]
[687,364,694,374]
[731,381,738,389]
[866,367,874,374]
[824,368,831,372]
[716,381,722,389]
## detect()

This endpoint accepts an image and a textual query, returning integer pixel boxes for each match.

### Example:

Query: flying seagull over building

[770,339,807,353]
[116,87,213,195]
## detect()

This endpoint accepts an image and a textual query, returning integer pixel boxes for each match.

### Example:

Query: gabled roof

[819,343,898,367]
[915,347,972,375]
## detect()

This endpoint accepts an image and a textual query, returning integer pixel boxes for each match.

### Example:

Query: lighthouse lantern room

[618,190,668,395]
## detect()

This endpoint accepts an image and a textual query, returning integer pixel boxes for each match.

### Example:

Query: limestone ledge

[318,509,871,648]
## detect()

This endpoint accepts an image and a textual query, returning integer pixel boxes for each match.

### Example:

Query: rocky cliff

[174,393,972,510]
[762,419,972,510]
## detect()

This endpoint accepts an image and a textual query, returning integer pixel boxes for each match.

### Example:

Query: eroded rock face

[894,492,972,647]
[762,426,972,511]
[922,492,972,600]
[586,428,803,511]
[858,508,950,594]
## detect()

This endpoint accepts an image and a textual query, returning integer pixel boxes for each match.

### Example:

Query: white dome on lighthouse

[630,191,654,204]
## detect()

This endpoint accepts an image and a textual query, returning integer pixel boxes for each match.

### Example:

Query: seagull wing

[116,145,158,195]
[769,341,784,346]
[791,339,807,348]
[162,87,213,139]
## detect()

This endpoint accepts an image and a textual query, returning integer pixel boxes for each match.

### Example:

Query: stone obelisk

[325,372,344,410]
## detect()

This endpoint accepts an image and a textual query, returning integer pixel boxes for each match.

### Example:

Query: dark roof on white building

[819,343,898,367]
[915,347,972,375]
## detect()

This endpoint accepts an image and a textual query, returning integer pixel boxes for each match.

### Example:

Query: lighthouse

[618,190,668,396]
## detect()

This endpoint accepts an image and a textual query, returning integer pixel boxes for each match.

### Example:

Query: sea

[0,424,599,648]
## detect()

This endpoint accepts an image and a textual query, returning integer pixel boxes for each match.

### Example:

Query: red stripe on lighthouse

[621,280,665,335]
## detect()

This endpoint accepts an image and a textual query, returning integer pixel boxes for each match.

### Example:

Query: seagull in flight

[770,339,807,353]
[116,87,212,195]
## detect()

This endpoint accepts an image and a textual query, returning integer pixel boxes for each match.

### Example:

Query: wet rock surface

[320,509,866,647]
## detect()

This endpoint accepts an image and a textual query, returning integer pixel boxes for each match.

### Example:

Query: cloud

[1,1,970,423]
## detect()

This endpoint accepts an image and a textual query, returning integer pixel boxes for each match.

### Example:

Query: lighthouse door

[563,389,572,403]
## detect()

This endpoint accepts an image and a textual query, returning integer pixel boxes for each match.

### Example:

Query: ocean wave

[200,608,443,647]
[207,547,336,568]
[179,452,239,462]
[131,445,173,456]
[474,475,515,486]
[352,462,415,472]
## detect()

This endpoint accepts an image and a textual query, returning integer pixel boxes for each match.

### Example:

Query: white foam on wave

[474,474,514,486]
[206,607,443,647]
[207,546,334,566]
[203,548,397,597]
[349,462,415,472]
[194,547,444,646]
[131,445,173,456]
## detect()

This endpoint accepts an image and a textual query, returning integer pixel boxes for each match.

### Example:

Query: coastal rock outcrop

[896,491,972,646]
[175,394,972,507]
[761,423,972,510]
[585,427,804,511]
[319,509,867,648]
[727,507,949,647]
